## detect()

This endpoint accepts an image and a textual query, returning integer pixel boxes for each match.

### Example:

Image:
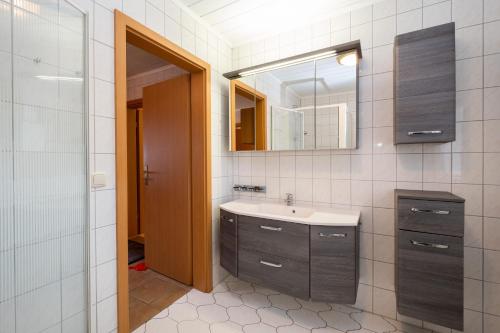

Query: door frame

[114,11,212,333]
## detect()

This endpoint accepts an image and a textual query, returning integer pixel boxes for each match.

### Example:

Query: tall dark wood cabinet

[394,22,456,144]
[395,189,465,330]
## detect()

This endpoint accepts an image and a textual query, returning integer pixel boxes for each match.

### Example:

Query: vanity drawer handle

[259,260,282,268]
[410,207,450,215]
[410,240,449,249]
[407,130,443,136]
[319,232,347,238]
[260,225,282,232]
[222,216,234,223]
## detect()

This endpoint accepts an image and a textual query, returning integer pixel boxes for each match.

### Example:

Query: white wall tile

[95,224,116,265]
[452,0,483,29]
[423,153,451,183]
[423,1,451,28]
[374,234,395,263]
[452,153,483,184]
[373,288,396,319]
[397,154,422,182]
[373,16,396,47]
[484,282,500,316]
[123,0,146,24]
[485,120,500,152]
[94,4,114,47]
[485,87,500,120]
[373,154,396,181]
[96,295,117,333]
[484,0,500,22]
[456,57,483,91]
[397,8,422,34]
[485,218,500,250]
[397,0,422,13]
[456,25,483,60]
[452,183,483,216]
[452,121,483,153]
[484,54,500,87]
[374,0,397,20]
[96,259,117,301]
[485,185,500,218]
[146,2,165,35]
[456,89,483,122]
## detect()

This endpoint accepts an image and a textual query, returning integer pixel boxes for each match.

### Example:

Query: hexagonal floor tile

[214,292,243,307]
[330,304,361,314]
[168,302,198,322]
[187,289,215,306]
[241,292,271,309]
[131,324,145,333]
[227,280,254,294]
[351,312,396,333]
[228,305,260,325]
[178,319,210,333]
[211,321,244,333]
[297,299,331,312]
[254,285,280,296]
[243,322,277,333]
[213,282,229,293]
[257,307,293,327]
[288,308,326,329]
[277,324,310,333]
[145,317,177,333]
[268,294,301,310]
[319,310,360,332]
[312,327,345,333]
[197,304,229,323]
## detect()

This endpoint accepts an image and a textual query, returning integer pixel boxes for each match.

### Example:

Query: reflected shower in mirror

[225,42,361,151]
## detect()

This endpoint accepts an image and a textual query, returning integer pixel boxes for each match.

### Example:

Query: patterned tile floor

[132,276,435,333]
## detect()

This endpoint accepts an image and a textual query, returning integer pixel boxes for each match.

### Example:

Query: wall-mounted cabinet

[224,42,362,151]
[394,22,455,144]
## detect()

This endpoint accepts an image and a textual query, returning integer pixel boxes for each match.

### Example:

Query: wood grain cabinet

[395,190,465,330]
[394,22,455,144]
[310,226,359,303]
[220,208,359,302]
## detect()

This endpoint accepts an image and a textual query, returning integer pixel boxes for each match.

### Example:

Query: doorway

[114,11,212,333]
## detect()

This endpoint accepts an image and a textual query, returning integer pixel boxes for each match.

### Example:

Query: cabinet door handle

[407,130,443,136]
[222,216,234,223]
[410,240,449,249]
[319,232,347,238]
[260,225,282,232]
[259,260,282,268]
[410,207,450,215]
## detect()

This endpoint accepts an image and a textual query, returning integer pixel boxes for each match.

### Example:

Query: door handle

[407,130,443,136]
[260,225,282,232]
[144,164,151,185]
[222,216,234,223]
[410,207,450,215]
[259,260,282,268]
[319,232,347,238]
[410,240,449,249]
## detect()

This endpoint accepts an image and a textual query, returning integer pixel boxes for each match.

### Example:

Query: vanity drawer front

[397,230,463,330]
[310,226,358,303]
[220,209,237,276]
[238,248,309,299]
[238,215,309,261]
[397,199,464,237]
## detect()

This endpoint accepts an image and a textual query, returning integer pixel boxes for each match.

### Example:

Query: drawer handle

[222,216,234,223]
[410,207,450,215]
[410,240,449,249]
[319,232,347,238]
[407,130,443,136]
[260,225,282,232]
[259,260,282,268]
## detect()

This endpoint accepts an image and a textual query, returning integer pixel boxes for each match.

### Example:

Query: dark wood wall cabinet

[395,189,465,330]
[220,209,359,303]
[394,22,456,144]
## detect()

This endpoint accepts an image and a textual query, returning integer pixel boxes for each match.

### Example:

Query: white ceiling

[180,0,378,46]
[270,56,356,97]
[126,43,170,77]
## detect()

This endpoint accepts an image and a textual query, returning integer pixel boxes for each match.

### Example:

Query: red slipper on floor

[129,262,148,271]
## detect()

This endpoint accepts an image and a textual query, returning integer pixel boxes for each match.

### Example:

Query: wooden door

[127,108,139,238]
[142,74,192,285]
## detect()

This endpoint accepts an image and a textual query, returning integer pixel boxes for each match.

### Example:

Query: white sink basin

[220,200,360,226]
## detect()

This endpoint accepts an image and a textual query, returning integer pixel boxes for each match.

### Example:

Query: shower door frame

[114,11,213,333]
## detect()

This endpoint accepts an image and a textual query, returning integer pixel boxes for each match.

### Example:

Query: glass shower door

[1,1,88,332]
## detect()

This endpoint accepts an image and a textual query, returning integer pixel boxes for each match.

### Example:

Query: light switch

[92,172,107,188]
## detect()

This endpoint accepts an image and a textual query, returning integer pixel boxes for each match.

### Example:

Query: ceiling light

[337,52,357,66]
[238,50,337,77]
[36,75,83,82]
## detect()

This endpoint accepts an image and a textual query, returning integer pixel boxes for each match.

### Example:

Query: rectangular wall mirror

[224,42,362,152]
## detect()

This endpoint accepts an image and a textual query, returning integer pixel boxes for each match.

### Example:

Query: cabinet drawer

[238,215,309,261]
[220,209,237,276]
[397,199,464,237]
[238,248,309,299]
[310,226,358,303]
[397,230,463,330]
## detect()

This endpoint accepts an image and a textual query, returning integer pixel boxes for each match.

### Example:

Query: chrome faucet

[284,193,294,206]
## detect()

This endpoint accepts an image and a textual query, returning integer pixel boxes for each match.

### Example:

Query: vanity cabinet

[310,226,359,303]
[395,190,464,330]
[220,209,238,276]
[394,22,455,144]
[220,209,359,302]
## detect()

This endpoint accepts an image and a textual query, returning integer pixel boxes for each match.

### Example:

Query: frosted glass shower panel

[271,106,304,150]
[1,1,88,332]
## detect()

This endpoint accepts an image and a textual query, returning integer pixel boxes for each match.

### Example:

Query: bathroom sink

[220,200,360,226]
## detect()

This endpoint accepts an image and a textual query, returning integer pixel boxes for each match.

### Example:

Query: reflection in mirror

[315,51,357,149]
[256,61,315,151]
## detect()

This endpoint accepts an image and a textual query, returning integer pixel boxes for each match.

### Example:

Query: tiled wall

[231,0,500,332]
[66,0,234,332]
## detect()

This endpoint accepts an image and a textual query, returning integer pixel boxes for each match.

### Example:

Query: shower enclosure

[0,0,88,332]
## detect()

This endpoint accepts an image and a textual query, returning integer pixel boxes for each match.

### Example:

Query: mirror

[226,44,361,151]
